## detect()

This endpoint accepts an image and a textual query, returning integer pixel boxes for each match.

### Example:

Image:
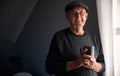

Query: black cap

[65,1,89,13]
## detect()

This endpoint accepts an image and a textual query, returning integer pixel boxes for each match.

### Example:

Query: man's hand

[82,54,102,72]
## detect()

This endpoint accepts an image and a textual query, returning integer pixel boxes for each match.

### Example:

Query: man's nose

[75,13,82,18]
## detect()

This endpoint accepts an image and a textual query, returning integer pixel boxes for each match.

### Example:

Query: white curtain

[113,0,120,76]
[96,0,120,76]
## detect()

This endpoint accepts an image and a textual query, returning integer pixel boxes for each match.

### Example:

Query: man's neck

[70,26,84,35]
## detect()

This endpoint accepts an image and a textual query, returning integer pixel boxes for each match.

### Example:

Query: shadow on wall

[0,39,42,76]
[0,39,22,76]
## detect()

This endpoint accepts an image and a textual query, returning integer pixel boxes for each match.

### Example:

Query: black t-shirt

[45,28,105,76]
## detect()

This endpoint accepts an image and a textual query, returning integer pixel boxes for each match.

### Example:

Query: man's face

[66,7,88,27]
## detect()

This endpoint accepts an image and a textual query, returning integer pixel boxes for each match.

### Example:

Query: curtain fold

[113,0,120,76]
[96,0,114,76]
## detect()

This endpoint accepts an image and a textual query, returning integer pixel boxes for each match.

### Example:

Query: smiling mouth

[76,20,82,22]
[76,19,82,22]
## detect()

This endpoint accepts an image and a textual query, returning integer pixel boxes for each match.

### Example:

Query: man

[45,1,105,76]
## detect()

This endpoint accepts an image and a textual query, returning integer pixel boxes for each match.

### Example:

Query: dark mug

[83,46,94,57]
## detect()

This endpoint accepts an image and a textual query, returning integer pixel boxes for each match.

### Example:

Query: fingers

[82,59,93,69]
[83,54,91,59]
[77,54,96,69]
[81,55,95,69]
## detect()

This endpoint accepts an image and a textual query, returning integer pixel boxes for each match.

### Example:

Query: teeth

[77,21,81,22]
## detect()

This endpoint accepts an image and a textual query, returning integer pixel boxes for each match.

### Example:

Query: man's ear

[85,13,88,19]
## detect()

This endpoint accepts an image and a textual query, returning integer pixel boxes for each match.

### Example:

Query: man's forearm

[66,60,81,71]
